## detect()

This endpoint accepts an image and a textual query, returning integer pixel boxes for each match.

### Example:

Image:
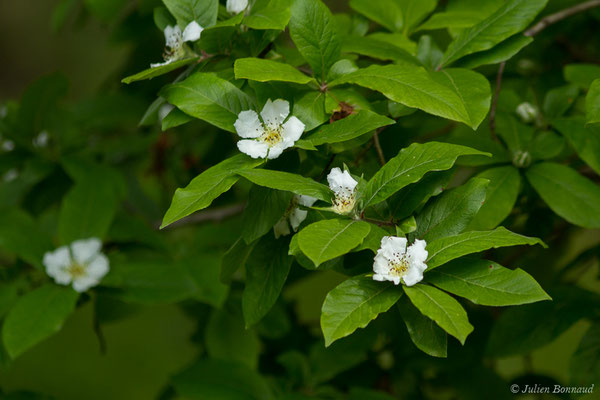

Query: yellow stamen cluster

[259,128,283,146]
[332,194,355,214]
[68,263,86,278]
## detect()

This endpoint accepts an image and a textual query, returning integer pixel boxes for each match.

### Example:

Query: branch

[158,203,245,229]
[525,0,600,37]
[488,62,505,142]
[373,128,386,166]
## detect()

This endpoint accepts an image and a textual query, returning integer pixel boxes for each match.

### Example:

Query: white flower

[273,195,317,238]
[227,0,249,14]
[327,167,358,214]
[372,236,428,286]
[151,21,203,67]
[234,99,305,159]
[43,238,109,293]
[33,130,49,148]
[516,102,538,123]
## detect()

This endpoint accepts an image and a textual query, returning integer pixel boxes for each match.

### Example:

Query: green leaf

[221,238,255,283]
[349,0,403,32]
[388,170,453,220]
[162,155,263,228]
[455,34,533,69]
[564,63,600,89]
[292,90,328,131]
[341,36,419,64]
[58,179,119,244]
[529,130,565,160]
[486,287,600,357]
[586,78,600,125]
[173,359,274,399]
[399,0,437,34]
[543,84,579,119]
[439,0,548,67]
[307,111,394,146]
[237,169,332,202]
[160,72,255,132]
[526,162,600,228]
[298,219,371,267]
[414,177,489,242]
[234,58,313,84]
[426,258,550,306]
[495,112,534,154]
[243,236,293,327]
[552,117,600,174]
[289,0,341,82]
[467,166,521,230]
[417,11,483,32]
[162,0,218,27]
[430,68,491,130]
[570,322,600,387]
[121,58,196,84]
[426,227,545,270]
[0,208,53,269]
[242,186,292,244]
[205,306,260,369]
[398,296,447,357]
[320,275,403,346]
[2,284,79,358]
[364,142,489,207]
[161,107,194,130]
[403,284,473,344]
[331,64,489,129]
[244,0,291,30]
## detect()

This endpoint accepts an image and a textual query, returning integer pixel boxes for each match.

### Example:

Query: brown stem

[363,217,396,227]
[525,0,600,37]
[489,62,505,142]
[318,154,337,181]
[373,128,386,166]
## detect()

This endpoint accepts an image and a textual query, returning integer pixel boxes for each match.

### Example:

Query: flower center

[388,257,410,277]
[68,262,87,278]
[332,192,356,214]
[259,127,283,146]
[163,44,185,62]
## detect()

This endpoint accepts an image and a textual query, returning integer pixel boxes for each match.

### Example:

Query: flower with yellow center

[327,167,358,215]
[273,195,318,238]
[43,238,109,292]
[150,21,203,68]
[373,236,428,286]
[234,99,305,159]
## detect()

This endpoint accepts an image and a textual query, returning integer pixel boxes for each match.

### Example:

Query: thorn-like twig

[524,0,600,37]
[373,128,386,166]
[489,62,505,142]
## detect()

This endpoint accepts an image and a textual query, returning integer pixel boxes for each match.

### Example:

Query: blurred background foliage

[0,0,599,399]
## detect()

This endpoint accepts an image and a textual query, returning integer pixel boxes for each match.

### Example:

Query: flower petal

[373,252,390,274]
[72,276,100,293]
[226,0,249,14]
[86,254,110,280]
[44,246,72,284]
[273,218,291,238]
[380,236,407,259]
[373,274,386,282]
[281,116,305,145]
[327,167,358,195]
[407,239,428,264]
[71,238,102,265]
[289,208,308,231]
[234,110,264,138]
[298,195,318,207]
[182,21,203,42]
[260,99,289,130]
[266,143,285,159]
[165,25,182,48]
[237,139,269,159]
[402,268,424,286]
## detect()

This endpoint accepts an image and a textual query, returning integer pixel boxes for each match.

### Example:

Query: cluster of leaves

[1,0,600,399]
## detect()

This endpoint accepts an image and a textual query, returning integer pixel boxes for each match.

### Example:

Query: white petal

[86,254,110,280]
[392,276,401,285]
[164,25,182,48]
[72,276,99,293]
[273,218,291,238]
[373,274,386,282]
[234,110,264,138]
[298,195,317,207]
[380,236,407,259]
[281,116,305,145]
[266,143,285,159]
[373,253,390,274]
[150,60,173,68]
[407,239,428,264]
[260,99,290,130]
[402,268,424,286]
[71,238,102,265]
[227,0,249,14]
[327,167,358,195]
[289,208,308,231]
[44,247,72,284]
[182,21,203,42]
[237,140,269,159]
